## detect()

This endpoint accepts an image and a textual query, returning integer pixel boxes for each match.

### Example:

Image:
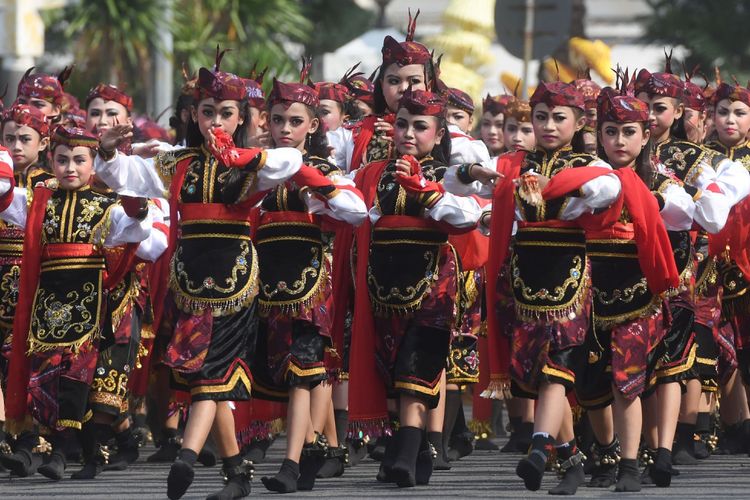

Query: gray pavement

[3,438,750,499]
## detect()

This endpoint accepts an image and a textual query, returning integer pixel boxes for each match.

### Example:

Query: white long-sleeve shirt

[93,147,304,199]
[0,181,151,247]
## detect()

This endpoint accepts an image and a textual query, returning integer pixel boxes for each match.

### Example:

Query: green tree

[641,0,750,81]
[172,0,312,81]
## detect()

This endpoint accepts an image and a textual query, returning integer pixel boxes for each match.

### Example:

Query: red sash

[6,185,52,432]
[484,151,525,388]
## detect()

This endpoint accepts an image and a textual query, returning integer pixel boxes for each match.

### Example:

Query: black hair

[433,115,452,164]
[170,93,194,145]
[570,108,587,153]
[185,97,252,149]
[596,122,656,187]
[372,62,430,115]
[344,98,364,122]
[306,106,331,158]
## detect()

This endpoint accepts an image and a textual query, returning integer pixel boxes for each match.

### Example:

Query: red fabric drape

[6,184,51,430]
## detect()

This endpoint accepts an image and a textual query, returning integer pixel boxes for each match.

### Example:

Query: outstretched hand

[470,164,503,185]
[99,123,133,154]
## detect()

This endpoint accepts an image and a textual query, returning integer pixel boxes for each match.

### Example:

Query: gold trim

[541,364,575,383]
[587,252,639,259]
[696,356,717,366]
[514,241,585,248]
[180,233,251,240]
[181,219,251,227]
[656,343,697,377]
[394,380,441,396]
[517,227,582,234]
[57,419,82,430]
[255,236,321,245]
[189,366,252,396]
[286,363,327,378]
[257,221,317,230]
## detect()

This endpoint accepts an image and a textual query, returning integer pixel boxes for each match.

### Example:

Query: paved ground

[4,437,750,499]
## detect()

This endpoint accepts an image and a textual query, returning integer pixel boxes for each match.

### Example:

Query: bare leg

[210,401,240,457]
[556,397,574,444]
[612,389,641,459]
[587,405,615,445]
[310,382,332,435]
[286,386,312,462]
[642,393,659,449]
[519,397,535,422]
[534,382,566,437]
[332,381,348,410]
[427,371,447,432]
[678,379,701,424]
[656,382,681,450]
[182,400,218,453]
[400,394,427,429]
[323,399,338,447]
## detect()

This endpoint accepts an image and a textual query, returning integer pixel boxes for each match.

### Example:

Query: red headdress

[4,103,50,137]
[597,69,650,124]
[242,63,268,109]
[446,87,475,114]
[315,82,350,104]
[682,65,709,112]
[85,83,134,112]
[381,9,431,67]
[503,97,532,122]
[530,81,586,111]
[194,46,247,102]
[573,70,602,110]
[713,78,750,108]
[51,126,99,151]
[60,92,80,113]
[17,66,73,106]
[340,63,375,105]
[634,49,684,99]
[483,94,514,116]
[267,57,319,108]
[398,86,445,117]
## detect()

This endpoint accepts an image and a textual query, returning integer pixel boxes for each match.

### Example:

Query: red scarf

[543,166,679,294]
[709,197,750,277]
[5,184,51,432]
[347,160,391,427]
[484,151,526,385]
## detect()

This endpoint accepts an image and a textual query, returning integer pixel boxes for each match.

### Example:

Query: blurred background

[1,0,747,124]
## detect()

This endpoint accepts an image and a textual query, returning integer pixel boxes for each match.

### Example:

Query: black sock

[696,412,711,434]
[615,458,641,492]
[549,439,585,495]
[262,458,299,493]
[133,413,147,428]
[556,439,577,459]
[0,420,5,442]
[163,427,179,440]
[116,427,133,446]
[516,433,553,491]
[334,409,348,445]
[443,390,462,444]
[508,416,521,435]
[428,431,447,464]
[178,448,198,465]
[222,453,242,468]
[392,426,423,487]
